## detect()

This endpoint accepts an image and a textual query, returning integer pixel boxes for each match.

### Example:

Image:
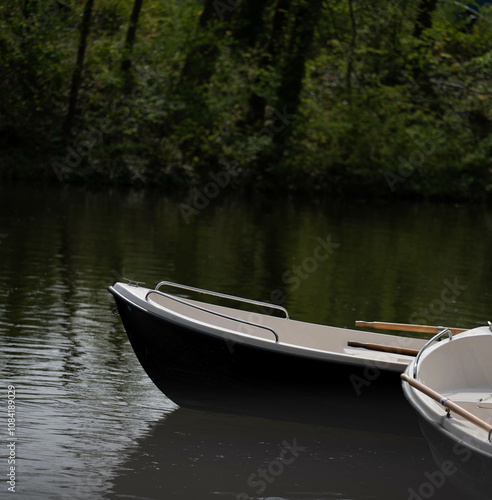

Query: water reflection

[108,407,463,500]
[0,184,490,499]
[2,313,176,500]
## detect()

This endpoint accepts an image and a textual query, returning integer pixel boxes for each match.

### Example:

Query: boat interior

[417,329,492,426]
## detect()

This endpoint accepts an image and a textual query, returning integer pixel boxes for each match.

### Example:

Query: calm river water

[1,183,491,500]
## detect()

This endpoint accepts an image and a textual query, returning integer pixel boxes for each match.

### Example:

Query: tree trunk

[413,0,437,38]
[273,0,323,139]
[63,0,94,138]
[170,0,238,139]
[233,0,270,49]
[267,0,291,57]
[22,0,33,19]
[412,0,440,110]
[244,0,293,128]
[256,0,324,171]
[121,0,144,73]
[178,0,234,90]
[345,0,357,102]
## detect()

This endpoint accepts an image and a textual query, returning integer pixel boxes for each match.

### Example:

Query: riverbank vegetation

[1,0,492,199]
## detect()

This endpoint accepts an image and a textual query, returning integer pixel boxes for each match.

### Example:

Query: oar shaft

[356,321,467,335]
[401,374,492,436]
[348,341,418,357]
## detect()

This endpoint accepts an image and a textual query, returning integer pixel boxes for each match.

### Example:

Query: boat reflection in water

[107,404,464,500]
[416,417,492,500]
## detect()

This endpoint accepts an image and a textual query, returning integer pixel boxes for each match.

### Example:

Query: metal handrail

[146,289,280,343]
[413,328,453,379]
[155,280,289,319]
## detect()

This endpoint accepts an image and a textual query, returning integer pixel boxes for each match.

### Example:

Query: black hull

[111,289,415,430]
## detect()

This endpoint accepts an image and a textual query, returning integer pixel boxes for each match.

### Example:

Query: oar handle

[356,321,467,335]
[401,373,492,439]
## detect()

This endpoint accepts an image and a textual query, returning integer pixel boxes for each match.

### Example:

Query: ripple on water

[0,186,487,499]
[1,308,176,500]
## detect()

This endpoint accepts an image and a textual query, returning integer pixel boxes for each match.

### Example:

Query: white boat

[401,325,492,499]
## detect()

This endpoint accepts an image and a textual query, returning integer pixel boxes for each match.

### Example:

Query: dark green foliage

[0,0,491,199]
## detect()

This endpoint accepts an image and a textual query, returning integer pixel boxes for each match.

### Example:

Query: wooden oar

[356,321,467,335]
[401,373,492,439]
[348,341,418,356]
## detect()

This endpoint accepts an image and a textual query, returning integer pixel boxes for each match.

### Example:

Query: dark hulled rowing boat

[109,281,427,426]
